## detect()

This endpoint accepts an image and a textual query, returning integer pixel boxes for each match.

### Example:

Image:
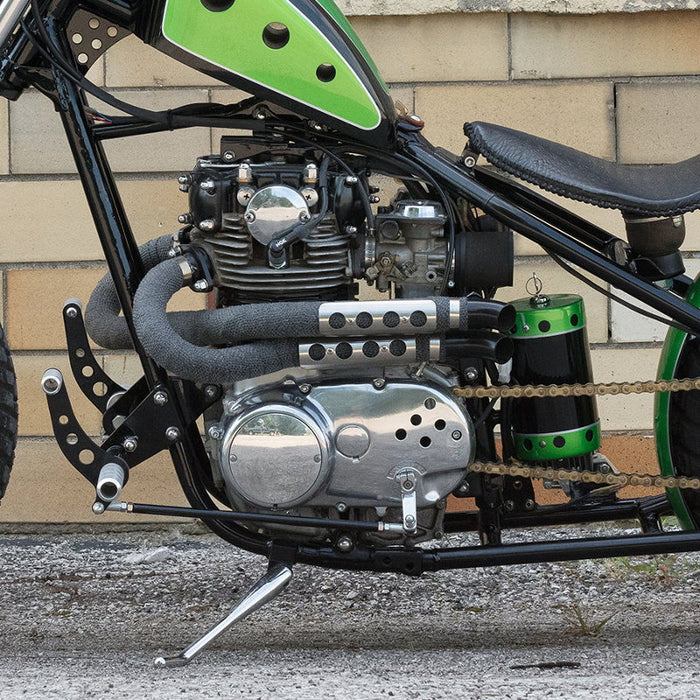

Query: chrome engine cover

[217,377,474,513]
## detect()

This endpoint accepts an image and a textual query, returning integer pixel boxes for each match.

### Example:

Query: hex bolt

[458,482,470,494]
[404,515,416,527]
[464,367,479,382]
[122,437,138,453]
[193,279,209,292]
[452,430,462,440]
[344,225,357,235]
[402,480,414,491]
[153,391,168,406]
[65,306,78,319]
[336,502,348,513]
[223,150,236,162]
[344,176,358,185]
[372,378,386,390]
[208,426,224,441]
[299,383,312,394]
[165,426,181,442]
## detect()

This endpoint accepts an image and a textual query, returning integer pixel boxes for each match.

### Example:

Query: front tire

[0,324,17,500]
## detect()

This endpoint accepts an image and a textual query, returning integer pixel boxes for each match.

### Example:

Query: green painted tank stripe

[515,422,601,462]
[161,0,382,130]
[655,274,700,530]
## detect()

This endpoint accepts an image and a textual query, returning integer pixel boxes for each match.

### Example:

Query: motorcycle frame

[13,3,700,573]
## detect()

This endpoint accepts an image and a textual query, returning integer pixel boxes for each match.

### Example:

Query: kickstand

[154,560,293,667]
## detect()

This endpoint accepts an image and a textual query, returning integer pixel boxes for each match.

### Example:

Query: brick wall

[0,7,698,520]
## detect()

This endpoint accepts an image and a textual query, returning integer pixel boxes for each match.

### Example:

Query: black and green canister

[508,293,601,471]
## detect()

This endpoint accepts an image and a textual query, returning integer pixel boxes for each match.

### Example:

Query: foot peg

[154,561,293,667]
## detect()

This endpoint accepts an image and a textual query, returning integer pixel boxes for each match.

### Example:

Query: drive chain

[453,376,700,491]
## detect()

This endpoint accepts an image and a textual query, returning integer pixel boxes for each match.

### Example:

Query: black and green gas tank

[137,0,395,144]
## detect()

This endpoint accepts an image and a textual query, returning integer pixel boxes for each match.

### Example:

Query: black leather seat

[465,121,700,217]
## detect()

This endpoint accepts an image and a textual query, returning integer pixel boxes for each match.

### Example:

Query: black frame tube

[401,132,700,334]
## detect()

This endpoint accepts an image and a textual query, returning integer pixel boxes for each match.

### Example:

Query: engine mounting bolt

[208,426,224,441]
[223,150,236,162]
[153,391,168,406]
[344,176,358,185]
[299,383,312,394]
[92,501,106,515]
[244,212,256,223]
[372,378,386,390]
[122,437,138,453]
[193,279,209,292]
[200,179,216,193]
[336,535,354,553]
[525,499,536,511]
[463,156,477,169]
[464,367,479,382]
[452,430,462,441]
[336,502,348,513]
[165,426,181,442]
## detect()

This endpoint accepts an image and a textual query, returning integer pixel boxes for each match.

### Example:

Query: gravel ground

[0,522,698,699]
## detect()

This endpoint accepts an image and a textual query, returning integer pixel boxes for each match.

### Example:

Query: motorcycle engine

[176,140,489,545]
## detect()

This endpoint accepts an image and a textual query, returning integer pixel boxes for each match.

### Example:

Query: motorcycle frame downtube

[46,18,269,556]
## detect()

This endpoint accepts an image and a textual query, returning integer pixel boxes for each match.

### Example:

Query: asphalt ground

[0,522,698,699]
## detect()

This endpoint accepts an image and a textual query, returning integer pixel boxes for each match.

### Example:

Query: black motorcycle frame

[11,2,700,573]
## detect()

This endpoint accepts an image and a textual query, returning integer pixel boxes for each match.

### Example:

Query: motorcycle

[0,0,699,667]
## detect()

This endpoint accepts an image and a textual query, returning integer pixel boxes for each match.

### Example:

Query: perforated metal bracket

[66,9,129,71]
[62,299,125,413]
[41,368,126,488]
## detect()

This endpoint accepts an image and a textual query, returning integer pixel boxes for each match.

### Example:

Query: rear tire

[668,334,700,527]
[0,324,17,501]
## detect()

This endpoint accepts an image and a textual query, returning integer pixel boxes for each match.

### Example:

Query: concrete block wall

[1,5,698,520]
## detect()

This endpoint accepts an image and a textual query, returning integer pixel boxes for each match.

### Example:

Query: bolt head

[43,377,60,393]
[464,156,477,168]
[92,501,105,515]
[298,383,312,394]
[336,536,354,553]
[223,150,236,162]
[465,367,479,382]
[299,211,311,223]
[166,427,181,442]
[204,385,218,398]
[208,426,224,440]
[345,176,358,185]
[451,430,462,441]
[123,437,138,453]
[65,306,78,319]
[244,212,256,223]
[194,279,209,292]
[336,502,348,513]
[404,515,416,527]
[372,378,386,390]
[199,219,216,232]
[153,391,168,406]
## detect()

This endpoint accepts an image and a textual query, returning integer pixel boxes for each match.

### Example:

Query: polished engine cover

[219,380,474,511]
